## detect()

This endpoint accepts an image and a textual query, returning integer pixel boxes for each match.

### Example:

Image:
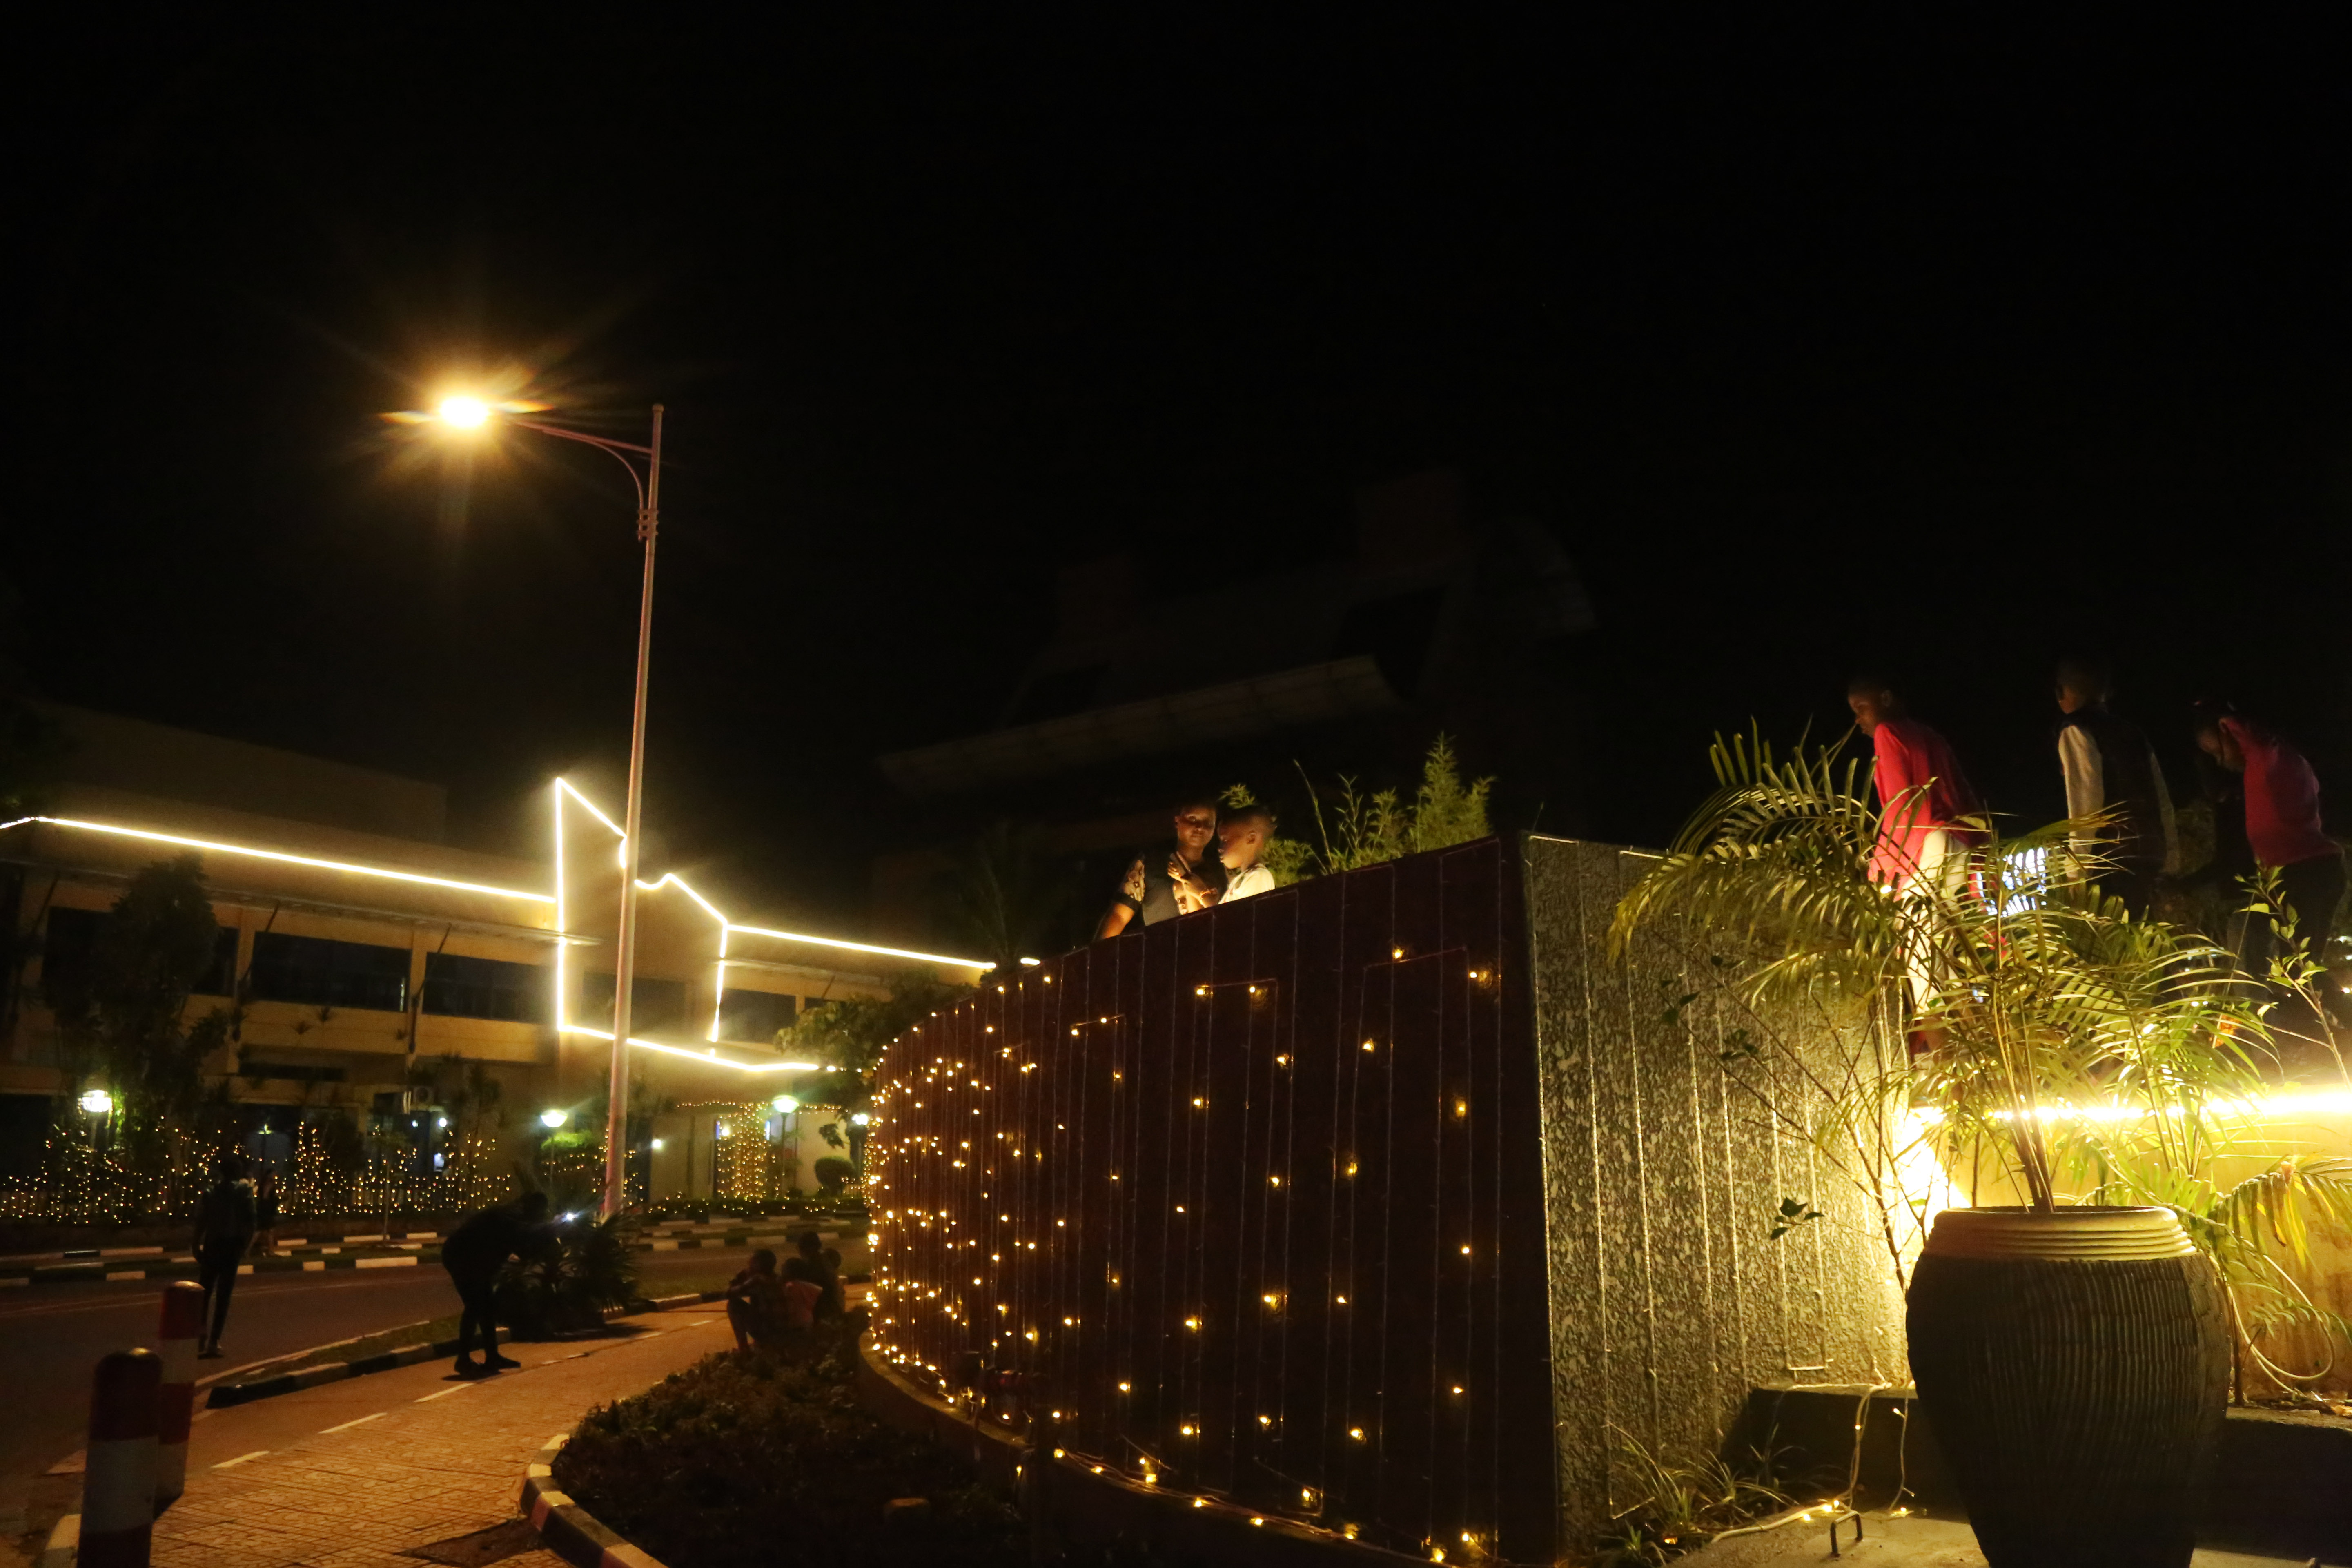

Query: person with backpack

[192,1152,256,1359]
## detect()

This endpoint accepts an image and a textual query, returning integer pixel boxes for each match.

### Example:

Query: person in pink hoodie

[2194,702,2342,1026]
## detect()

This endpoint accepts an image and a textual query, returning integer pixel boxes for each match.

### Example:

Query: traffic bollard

[155,1282,203,1509]
[82,1348,160,1568]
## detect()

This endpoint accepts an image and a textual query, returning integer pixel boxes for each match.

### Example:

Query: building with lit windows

[0,704,988,1200]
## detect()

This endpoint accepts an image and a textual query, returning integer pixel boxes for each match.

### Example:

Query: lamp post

[436,396,663,1220]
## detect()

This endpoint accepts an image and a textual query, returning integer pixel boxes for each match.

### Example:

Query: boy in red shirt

[1849,675,1987,1044]
[1847,674,1986,890]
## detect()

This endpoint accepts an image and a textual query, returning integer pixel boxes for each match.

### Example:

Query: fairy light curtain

[867,837,1559,1564]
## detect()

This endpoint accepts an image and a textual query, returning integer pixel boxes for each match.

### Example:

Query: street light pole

[432,396,666,1221]
[601,404,663,1219]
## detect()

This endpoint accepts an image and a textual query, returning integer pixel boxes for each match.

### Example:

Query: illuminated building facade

[0,704,988,1198]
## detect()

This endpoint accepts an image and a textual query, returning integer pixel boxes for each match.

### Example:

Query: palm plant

[1611,728,2352,1393]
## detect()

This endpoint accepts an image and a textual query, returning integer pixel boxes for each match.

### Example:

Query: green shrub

[494,1213,638,1337]
[813,1155,858,1195]
[1227,733,1493,887]
[555,1336,1024,1568]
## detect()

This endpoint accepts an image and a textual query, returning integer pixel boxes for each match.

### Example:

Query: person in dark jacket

[192,1153,256,1359]
[2053,656,2176,915]
[1094,799,1225,938]
[441,1191,552,1377]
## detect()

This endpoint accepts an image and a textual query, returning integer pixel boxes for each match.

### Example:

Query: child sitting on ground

[725,1248,786,1351]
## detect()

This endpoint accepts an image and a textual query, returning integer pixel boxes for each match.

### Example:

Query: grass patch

[555,1332,1027,1568]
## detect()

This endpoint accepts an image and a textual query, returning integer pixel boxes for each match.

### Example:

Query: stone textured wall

[1524,835,1910,1548]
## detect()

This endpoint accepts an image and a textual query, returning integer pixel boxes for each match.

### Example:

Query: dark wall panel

[869,837,1553,1564]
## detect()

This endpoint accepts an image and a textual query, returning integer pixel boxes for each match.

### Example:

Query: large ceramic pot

[1907,1206,2230,1568]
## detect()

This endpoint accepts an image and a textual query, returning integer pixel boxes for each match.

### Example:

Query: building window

[422,952,548,1023]
[43,907,236,1002]
[577,972,688,1033]
[249,931,410,1013]
[719,988,796,1045]
[196,927,238,998]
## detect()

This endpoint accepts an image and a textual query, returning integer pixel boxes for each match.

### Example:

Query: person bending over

[441,1190,552,1378]
[1095,799,1225,938]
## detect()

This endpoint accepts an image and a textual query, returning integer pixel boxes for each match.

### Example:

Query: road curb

[1,1221,865,1286]
[203,1291,725,1408]
[521,1433,669,1568]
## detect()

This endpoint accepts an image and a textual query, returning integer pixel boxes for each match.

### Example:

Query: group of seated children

[725,1231,844,1352]
[1095,796,1278,938]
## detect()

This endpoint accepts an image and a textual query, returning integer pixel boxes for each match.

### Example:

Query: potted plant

[1613,732,2349,1567]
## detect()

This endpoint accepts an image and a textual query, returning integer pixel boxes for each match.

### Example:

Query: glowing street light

[428,392,664,1222]
[540,1108,568,1129]
[79,1089,114,1116]
[772,1094,799,1114]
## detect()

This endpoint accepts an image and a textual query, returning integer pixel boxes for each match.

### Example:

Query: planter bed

[551,1329,1026,1568]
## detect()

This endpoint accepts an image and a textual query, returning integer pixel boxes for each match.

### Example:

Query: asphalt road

[0,1249,742,1526]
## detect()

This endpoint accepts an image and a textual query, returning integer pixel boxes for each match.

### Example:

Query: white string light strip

[0,815,555,903]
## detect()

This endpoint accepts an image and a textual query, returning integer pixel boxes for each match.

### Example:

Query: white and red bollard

[81,1348,160,1568]
[156,1281,203,1508]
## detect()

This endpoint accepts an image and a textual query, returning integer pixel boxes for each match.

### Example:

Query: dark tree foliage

[783,968,973,1096]
[46,854,231,1123]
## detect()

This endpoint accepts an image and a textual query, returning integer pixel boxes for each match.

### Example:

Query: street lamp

[437,396,665,1221]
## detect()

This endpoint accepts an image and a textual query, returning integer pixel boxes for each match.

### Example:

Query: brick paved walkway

[149,1310,730,1568]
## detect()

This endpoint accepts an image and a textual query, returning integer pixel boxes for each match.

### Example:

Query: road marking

[214,1451,268,1469]
[354,1256,418,1269]
[301,1261,325,1271]
[321,1413,384,1433]
[417,1384,475,1401]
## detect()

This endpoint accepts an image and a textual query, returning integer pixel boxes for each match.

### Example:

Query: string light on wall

[866,901,1523,1561]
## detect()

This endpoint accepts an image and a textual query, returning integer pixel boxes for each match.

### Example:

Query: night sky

[9,15,2347,930]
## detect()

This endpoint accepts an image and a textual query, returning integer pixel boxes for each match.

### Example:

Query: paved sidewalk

[145,1308,731,1568]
